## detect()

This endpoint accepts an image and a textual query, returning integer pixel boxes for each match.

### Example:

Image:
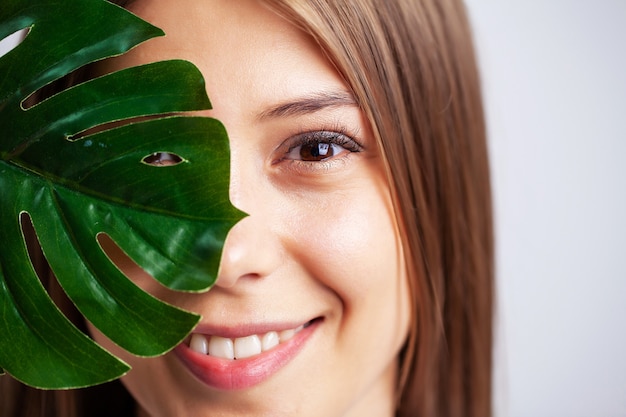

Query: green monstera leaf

[0,0,242,388]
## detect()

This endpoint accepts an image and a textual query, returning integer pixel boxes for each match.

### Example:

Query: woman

[1,0,493,416]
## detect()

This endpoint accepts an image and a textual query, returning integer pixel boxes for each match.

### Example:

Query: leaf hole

[19,213,86,330]
[20,30,118,110]
[0,28,28,59]
[66,117,141,142]
[96,234,130,270]
[21,65,93,110]
[142,152,185,167]
[96,234,153,285]
[66,113,177,142]
[19,213,49,285]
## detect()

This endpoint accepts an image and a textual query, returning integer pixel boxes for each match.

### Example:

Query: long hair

[1,1,493,416]
[265,1,494,416]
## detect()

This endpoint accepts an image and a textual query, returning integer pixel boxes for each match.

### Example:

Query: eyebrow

[256,90,358,121]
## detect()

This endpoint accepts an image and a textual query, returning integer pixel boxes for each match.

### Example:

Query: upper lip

[189,318,319,339]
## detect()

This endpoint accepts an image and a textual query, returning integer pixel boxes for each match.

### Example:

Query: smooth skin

[91,1,411,416]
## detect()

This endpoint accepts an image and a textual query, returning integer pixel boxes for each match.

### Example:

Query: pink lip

[174,319,320,391]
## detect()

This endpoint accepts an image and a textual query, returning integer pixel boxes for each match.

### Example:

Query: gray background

[466,1,626,416]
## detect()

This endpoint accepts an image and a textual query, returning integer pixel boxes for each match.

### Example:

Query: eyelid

[272,130,363,165]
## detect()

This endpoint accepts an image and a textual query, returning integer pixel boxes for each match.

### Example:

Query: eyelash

[273,128,363,170]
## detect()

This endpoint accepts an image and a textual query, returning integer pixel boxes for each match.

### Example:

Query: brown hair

[265,1,493,416]
[1,0,493,416]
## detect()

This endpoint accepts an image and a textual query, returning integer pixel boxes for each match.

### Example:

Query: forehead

[109,0,347,120]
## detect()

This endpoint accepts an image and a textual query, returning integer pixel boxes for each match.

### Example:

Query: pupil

[301,142,332,160]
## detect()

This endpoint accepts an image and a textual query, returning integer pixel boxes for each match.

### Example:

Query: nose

[215,216,282,288]
[213,143,282,289]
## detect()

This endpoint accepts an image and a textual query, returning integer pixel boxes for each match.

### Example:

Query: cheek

[283,174,411,336]
[280,173,413,397]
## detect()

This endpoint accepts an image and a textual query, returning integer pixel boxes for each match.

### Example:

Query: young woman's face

[91,1,410,416]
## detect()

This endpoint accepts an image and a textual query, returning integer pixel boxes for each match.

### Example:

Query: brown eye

[282,131,362,163]
[141,152,184,167]
[296,142,337,161]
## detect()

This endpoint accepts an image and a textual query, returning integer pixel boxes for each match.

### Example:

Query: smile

[174,318,321,390]
[188,323,308,360]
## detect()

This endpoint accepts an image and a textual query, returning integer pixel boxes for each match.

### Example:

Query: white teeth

[209,336,235,360]
[189,334,209,355]
[190,322,311,360]
[234,335,262,359]
[261,331,279,351]
[279,329,295,342]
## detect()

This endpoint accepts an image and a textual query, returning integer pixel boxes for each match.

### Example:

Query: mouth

[174,317,322,390]
[187,319,316,360]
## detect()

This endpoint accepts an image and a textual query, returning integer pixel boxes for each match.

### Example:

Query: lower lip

[174,320,319,391]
